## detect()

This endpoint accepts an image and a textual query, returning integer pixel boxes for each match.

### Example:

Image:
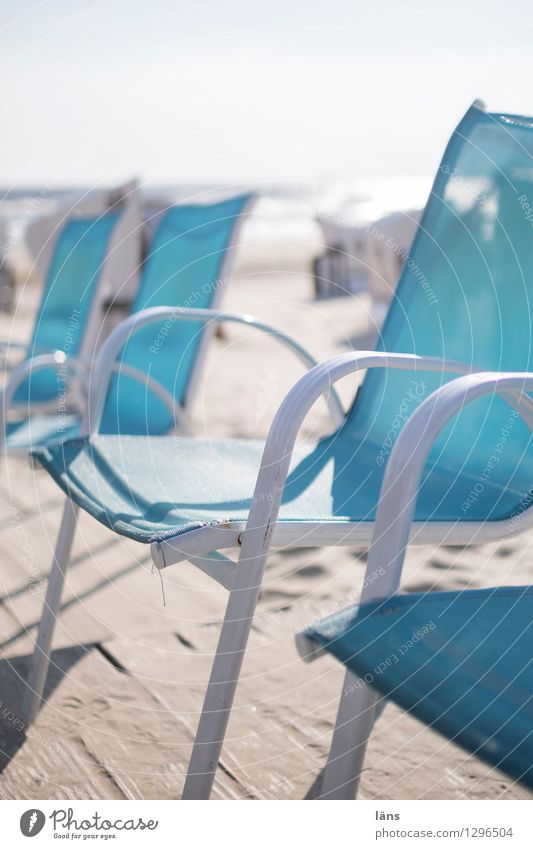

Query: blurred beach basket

[0,219,16,313]
[314,208,421,308]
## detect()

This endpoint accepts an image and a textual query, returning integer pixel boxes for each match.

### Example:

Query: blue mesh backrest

[15,211,121,404]
[99,194,251,435]
[347,107,533,502]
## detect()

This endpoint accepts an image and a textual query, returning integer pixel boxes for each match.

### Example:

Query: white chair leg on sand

[319,671,379,799]
[182,457,287,798]
[23,500,79,725]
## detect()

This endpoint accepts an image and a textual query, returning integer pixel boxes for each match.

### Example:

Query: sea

[0,176,432,255]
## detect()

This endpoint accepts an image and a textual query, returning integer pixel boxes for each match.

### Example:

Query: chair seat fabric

[304,586,533,788]
[33,429,530,543]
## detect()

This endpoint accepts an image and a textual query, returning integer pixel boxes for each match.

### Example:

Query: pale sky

[2,0,533,187]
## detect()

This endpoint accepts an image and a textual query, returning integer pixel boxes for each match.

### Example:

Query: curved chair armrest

[1,353,89,445]
[83,306,347,434]
[358,371,533,604]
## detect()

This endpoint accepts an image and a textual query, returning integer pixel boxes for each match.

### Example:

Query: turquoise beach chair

[303,584,533,790]
[301,369,533,793]
[2,194,253,450]
[97,193,255,436]
[28,102,533,798]
[1,209,124,450]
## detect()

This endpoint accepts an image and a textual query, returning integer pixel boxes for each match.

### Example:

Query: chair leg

[182,561,263,799]
[319,669,379,799]
[22,498,79,725]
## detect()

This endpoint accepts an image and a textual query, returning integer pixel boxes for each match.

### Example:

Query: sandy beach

[0,230,530,801]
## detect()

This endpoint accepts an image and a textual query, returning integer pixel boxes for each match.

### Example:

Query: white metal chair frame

[23,305,344,725]
[177,359,533,800]
[26,303,533,799]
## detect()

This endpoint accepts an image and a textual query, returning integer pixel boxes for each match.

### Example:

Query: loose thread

[157,565,166,607]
